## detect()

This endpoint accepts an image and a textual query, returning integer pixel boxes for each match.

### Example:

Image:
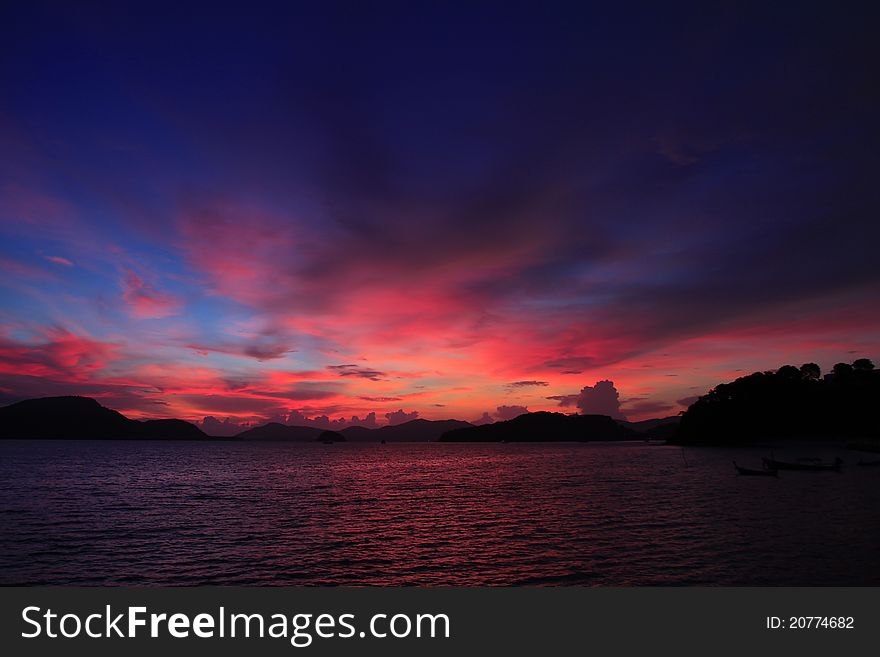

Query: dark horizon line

[0,395,679,439]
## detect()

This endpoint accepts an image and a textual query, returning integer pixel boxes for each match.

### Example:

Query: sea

[1,440,878,585]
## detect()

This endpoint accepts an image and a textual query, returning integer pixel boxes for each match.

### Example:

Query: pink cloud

[43,255,74,267]
[0,327,117,378]
[493,405,529,421]
[385,409,419,425]
[121,270,182,319]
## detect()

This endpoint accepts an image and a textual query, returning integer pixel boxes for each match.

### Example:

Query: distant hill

[619,416,680,440]
[440,411,630,442]
[235,423,323,441]
[620,416,680,432]
[140,418,209,440]
[0,395,689,445]
[343,418,473,442]
[317,430,345,443]
[340,425,375,441]
[0,396,207,440]
[232,418,471,442]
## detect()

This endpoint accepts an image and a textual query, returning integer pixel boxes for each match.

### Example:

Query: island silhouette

[673,358,879,445]
[0,396,649,442]
[438,411,628,442]
[0,396,205,441]
[0,358,876,446]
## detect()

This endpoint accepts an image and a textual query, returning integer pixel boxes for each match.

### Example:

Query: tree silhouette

[853,358,875,371]
[675,358,879,443]
[799,362,821,380]
[776,364,800,380]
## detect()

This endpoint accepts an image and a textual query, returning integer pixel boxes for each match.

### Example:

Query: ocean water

[0,440,878,586]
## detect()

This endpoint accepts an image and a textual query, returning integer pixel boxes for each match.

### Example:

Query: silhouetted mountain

[235,423,323,441]
[342,418,473,442]
[375,418,471,442]
[340,426,375,441]
[232,418,471,442]
[673,359,880,444]
[317,430,346,442]
[0,396,207,440]
[620,416,680,432]
[619,416,681,440]
[140,419,208,440]
[440,411,630,442]
[342,420,472,443]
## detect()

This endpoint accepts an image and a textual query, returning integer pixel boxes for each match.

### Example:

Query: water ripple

[0,441,878,585]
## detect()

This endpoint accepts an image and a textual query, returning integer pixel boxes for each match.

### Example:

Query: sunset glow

[1,3,878,431]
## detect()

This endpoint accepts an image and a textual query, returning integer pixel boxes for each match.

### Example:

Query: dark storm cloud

[546,394,578,407]
[327,365,386,381]
[242,343,294,361]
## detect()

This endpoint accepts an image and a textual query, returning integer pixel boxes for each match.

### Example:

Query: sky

[1,1,879,430]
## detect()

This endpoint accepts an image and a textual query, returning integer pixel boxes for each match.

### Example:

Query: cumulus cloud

[352,412,378,428]
[274,409,380,430]
[551,380,626,420]
[575,380,625,419]
[472,412,494,425]
[472,405,530,424]
[199,416,250,436]
[385,409,419,425]
[494,405,529,421]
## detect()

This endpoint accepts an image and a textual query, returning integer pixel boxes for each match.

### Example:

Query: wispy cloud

[121,270,181,319]
[43,255,73,267]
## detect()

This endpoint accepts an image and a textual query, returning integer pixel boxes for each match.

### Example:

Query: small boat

[380,439,386,445]
[734,461,778,477]
[857,458,880,467]
[320,439,334,445]
[762,457,842,472]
